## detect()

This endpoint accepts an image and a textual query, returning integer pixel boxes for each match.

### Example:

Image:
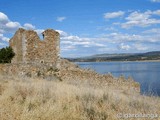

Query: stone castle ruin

[0,28,140,92]
[9,28,60,66]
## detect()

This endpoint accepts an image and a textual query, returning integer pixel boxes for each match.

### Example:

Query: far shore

[74,60,160,62]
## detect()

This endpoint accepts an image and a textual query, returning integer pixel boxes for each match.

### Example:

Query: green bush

[0,46,15,63]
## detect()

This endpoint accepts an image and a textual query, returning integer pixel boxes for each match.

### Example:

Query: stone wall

[9,28,60,67]
[0,59,140,92]
[0,63,60,80]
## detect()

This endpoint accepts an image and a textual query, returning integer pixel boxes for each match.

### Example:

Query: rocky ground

[0,59,159,120]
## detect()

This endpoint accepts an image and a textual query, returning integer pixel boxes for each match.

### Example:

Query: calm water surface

[76,61,160,96]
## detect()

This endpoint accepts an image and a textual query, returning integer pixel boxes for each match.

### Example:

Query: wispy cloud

[24,23,35,30]
[104,11,125,19]
[142,28,160,34]
[133,43,149,51]
[60,27,160,56]
[0,33,9,42]
[121,10,160,28]
[59,30,106,53]
[56,17,66,22]
[0,11,160,57]
[150,0,160,3]
[118,43,130,50]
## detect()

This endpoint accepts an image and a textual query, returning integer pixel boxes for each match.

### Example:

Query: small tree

[0,46,15,63]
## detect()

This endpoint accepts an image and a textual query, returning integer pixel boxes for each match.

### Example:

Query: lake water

[76,61,160,96]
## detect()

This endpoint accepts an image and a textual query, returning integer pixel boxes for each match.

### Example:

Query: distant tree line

[0,47,15,63]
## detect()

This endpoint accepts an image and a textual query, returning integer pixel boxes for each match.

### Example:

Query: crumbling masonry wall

[9,28,60,66]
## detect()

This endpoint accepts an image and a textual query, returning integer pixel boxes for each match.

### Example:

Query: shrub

[0,46,15,63]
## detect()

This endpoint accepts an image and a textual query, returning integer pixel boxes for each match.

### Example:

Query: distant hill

[67,51,160,62]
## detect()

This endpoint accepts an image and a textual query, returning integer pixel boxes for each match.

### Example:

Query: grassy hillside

[68,51,160,62]
[0,75,160,120]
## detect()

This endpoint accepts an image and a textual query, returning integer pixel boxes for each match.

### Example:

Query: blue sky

[0,0,160,58]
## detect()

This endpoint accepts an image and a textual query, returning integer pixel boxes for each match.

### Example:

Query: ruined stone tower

[9,28,60,66]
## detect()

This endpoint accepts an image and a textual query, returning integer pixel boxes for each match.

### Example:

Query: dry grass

[0,75,160,120]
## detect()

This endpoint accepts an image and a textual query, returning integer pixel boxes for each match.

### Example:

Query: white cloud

[153,10,160,15]
[133,43,149,51]
[61,41,73,44]
[47,29,160,56]
[150,0,160,3]
[0,12,9,23]
[60,30,106,49]
[0,29,4,33]
[122,19,160,28]
[98,47,117,53]
[56,17,66,22]
[6,22,21,29]
[56,30,68,37]
[59,30,160,55]
[61,35,84,41]
[125,11,150,21]
[104,11,125,19]
[118,43,130,50]
[121,10,160,28]
[24,23,35,30]
[61,36,90,45]
[101,31,160,44]
[0,12,42,35]
[143,28,160,34]
[94,43,105,47]
[0,12,159,57]
[0,33,9,42]
[0,12,20,45]
[102,33,143,43]
[105,27,117,31]
[0,42,6,46]
[61,45,76,51]
[0,12,47,44]
[0,12,21,33]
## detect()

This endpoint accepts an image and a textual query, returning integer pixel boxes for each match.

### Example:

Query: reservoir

[76,61,160,96]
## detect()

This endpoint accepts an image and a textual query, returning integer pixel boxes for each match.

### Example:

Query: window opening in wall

[39,33,44,41]
[40,60,44,63]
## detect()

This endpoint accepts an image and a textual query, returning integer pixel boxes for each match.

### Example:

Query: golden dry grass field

[0,75,160,120]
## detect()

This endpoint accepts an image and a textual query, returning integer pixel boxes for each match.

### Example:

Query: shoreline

[74,60,160,63]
